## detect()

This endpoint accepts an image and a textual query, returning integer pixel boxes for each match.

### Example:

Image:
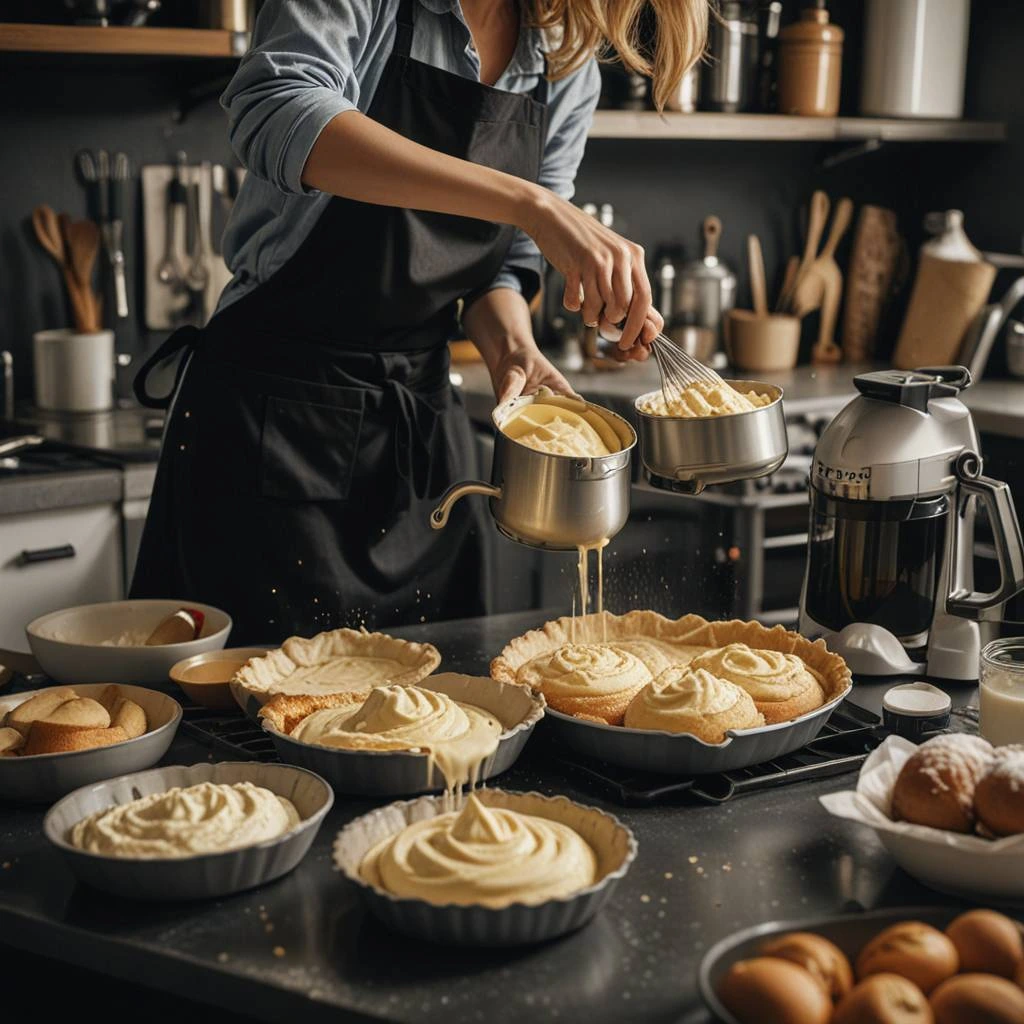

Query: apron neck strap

[395,0,416,58]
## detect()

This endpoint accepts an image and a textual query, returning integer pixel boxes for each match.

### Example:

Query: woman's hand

[489,344,573,404]
[518,190,664,353]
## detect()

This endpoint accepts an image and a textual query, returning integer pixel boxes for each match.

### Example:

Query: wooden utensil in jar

[776,255,799,312]
[31,205,91,333]
[805,197,855,364]
[780,190,830,314]
[747,234,768,316]
[60,215,102,333]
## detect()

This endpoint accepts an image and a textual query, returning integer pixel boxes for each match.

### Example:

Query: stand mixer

[799,367,1024,680]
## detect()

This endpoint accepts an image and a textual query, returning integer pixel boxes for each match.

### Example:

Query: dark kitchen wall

[0,58,237,401]
[0,1,1018,401]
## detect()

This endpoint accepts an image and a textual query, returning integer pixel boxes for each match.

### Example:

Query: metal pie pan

[0,683,182,804]
[263,673,545,797]
[699,906,957,1024]
[543,685,850,776]
[333,788,637,946]
[43,761,334,902]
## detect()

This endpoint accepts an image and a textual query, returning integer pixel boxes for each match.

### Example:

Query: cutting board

[842,206,902,363]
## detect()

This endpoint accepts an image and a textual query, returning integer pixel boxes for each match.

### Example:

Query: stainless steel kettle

[674,216,736,364]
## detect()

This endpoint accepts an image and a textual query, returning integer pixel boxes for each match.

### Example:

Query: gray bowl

[334,789,637,946]
[543,685,849,776]
[700,906,958,1024]
[44,761,334,901]
[263,673,545,797]
[0,683,182,803]
[27,599,232,684]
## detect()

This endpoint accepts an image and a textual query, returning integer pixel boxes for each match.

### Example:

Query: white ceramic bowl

[27,600,232,684]
[44,761,333,901]
[0,683,182,803]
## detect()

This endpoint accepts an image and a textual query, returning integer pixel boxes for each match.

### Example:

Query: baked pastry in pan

[232,628,441,705]
[492,611,851,737]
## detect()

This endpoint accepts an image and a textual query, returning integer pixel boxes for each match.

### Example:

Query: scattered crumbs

[640,894,651,903]
[264,922,274,934]
[259,909,268,921]
[657,910,665,919]
[273,946,286,958]
[688,855,698,864]
[722,863,733,872]
[696,867,704,875]
[217,952,229,964]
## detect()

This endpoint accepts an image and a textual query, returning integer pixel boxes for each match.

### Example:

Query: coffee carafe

[799,367,1024,680]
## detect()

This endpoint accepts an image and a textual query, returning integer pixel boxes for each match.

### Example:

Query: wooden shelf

[0,23,244,58]
[588,110,1008,143]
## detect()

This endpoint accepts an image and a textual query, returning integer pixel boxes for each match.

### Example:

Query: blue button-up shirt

[218,0,601,313]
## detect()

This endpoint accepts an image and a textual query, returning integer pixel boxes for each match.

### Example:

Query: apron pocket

[261,395,364,501]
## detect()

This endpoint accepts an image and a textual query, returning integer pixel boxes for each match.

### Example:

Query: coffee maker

[799,367,1024,680]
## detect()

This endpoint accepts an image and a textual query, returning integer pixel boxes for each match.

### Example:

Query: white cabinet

[0,503,123,652]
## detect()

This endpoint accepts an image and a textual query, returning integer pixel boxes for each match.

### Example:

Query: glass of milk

[979,638,1024,747]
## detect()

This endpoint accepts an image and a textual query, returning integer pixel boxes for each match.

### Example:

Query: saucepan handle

[947,451,1024,620]
[430,481,502,530]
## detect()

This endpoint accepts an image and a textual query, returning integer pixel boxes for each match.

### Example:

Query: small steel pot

[431,394,636,550]
[637,380,788,494]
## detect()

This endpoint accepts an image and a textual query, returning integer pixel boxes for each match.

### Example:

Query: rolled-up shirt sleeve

[486,58,602,303]
[221,0,379,195]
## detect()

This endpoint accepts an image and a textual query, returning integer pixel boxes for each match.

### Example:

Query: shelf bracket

[821,138,883,170]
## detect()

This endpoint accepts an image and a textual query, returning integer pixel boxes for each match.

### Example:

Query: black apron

[131,0,548,644]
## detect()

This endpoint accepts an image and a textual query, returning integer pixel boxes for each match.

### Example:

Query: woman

[132,0,708,643]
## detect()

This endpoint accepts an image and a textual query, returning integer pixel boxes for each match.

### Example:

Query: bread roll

[891,734,993,833]
[717,957,832,1024]
[109,697,147,740]
[832,974,933,1024]
[0,727,24,756]
[975,748,1024,837]
[39,697,110,730]
[5,686,77,737]
[22,725,129,756]
[760,931,854,1003]
[946,910,1024,978]
[930,973,1024,1024]
[856,922,958,994]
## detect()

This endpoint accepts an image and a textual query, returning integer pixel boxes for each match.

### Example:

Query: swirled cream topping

[69,781,300,858]
[518,643,652,697]
[503,406,611,457]
[292,684,502,792]
[639,382,772,418]
[360,794,597,908]
[690,643,820,701]
[624,665,763,733]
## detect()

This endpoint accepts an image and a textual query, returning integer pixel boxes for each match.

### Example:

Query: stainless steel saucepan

[430,393,636,550]
[636,381,788,494]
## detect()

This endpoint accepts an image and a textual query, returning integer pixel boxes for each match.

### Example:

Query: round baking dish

[27,599,232,684]
[44,761,333,901]
[0,683,182,803]
[262,673,545,797]
[333,788,637,946]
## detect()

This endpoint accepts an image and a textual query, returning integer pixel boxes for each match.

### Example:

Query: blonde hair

[530,0,709,111]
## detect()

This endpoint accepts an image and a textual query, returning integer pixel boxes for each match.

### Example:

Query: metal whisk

[599,324,725,405]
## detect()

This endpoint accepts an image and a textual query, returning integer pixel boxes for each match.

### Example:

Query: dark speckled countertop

[0,611,982,1024]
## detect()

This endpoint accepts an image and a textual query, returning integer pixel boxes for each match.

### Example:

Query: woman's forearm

[461,287,535,367]
[302,109,548,229]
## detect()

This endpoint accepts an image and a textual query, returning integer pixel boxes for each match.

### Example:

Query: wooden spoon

[60,214,102,332]
[747,234,768,317]
[807,197,855,364]
[32,205,91,332]
[782,190,830,314]
[775,255,799,313]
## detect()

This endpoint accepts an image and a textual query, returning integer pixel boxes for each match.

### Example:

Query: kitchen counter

[0,610,982,1024]
[0,467,123,516]
[455,359,1024,438]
